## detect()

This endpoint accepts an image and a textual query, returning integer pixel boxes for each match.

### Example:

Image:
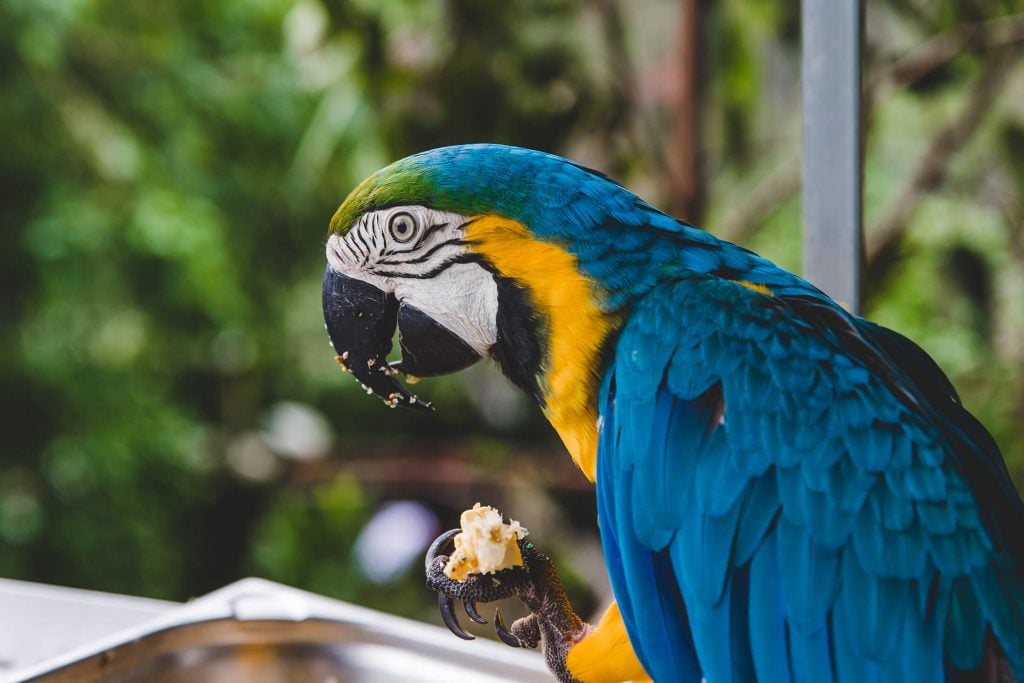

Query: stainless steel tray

[3,578,551,682]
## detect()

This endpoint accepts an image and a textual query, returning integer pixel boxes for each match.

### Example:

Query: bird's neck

[466,215,620,482]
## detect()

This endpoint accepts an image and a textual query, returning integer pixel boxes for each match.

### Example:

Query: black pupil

[394,217,412,237]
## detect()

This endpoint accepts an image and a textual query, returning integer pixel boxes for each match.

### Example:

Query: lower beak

[392,303,482,378]
[322,267,431,410]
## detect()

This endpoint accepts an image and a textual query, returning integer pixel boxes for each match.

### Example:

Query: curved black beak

[322,267,432,410]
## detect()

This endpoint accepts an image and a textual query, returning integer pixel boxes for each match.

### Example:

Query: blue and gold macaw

[322,144,1024,683]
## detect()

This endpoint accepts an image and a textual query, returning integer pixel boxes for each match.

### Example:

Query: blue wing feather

[597,272,1024,682]
[597,374,703,681]
[777,518,839,635]
[748,533,795,683]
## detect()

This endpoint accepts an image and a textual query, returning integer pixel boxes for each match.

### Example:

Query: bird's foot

[425,528,590,683]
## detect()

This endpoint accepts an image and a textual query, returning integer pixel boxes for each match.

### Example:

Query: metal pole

[801,0,865,314]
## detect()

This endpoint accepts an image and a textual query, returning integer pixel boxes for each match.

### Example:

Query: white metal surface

[1,577,551,683]
[0,578,175,676]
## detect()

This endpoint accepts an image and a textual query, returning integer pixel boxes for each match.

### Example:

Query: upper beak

[322,267,432,410]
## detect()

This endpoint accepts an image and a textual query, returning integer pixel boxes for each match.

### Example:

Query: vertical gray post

[801,0,865,314]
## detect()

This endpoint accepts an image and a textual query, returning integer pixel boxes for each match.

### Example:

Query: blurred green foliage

[1,0,1023,632]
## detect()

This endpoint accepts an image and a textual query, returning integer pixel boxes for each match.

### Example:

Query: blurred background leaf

[0,0,1022,633]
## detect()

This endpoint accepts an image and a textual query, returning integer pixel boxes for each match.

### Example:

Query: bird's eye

[388,212,418,243]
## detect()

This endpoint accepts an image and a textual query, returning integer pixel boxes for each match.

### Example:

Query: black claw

[439,593,475,640]
[494,609,521,648]
[464,600,487,624]
[425,528,460,571]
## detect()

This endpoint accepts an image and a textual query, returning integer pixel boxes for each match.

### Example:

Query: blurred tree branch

[668,0,707,224]
[718,13,1024,247]
[718,155,801,244]
[870,12,1024,97]
[592,0,642,173]
[865,48,1020,282]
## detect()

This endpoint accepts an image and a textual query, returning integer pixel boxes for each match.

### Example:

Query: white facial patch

[392,262,498,354]
[325,206,499,355]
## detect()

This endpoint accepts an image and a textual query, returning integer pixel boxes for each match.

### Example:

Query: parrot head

[321,199,491,412]
[322,144,640,472]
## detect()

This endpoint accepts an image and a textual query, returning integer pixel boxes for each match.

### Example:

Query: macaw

[321,144,1024,683]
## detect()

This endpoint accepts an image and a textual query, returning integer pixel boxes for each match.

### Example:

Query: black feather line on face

[383,222,452,257]
[378,238,465,267]
[372,253,482,280]
[352,228,372,265]
[491,274,546,406]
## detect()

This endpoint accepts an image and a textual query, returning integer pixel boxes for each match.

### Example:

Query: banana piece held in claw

[443,503,529,581]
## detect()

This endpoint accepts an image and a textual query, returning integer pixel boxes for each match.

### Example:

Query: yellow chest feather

[465,215,618,481]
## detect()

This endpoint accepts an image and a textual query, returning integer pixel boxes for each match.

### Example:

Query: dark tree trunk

[669,0,706,224]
